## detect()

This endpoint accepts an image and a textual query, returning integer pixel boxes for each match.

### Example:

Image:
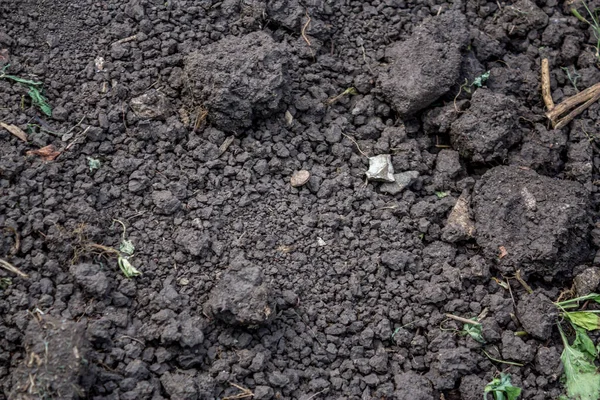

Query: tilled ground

[1,0,600,399]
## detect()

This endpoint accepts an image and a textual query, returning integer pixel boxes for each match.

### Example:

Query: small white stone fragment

[291,170,310,187]
[366,154,395,182]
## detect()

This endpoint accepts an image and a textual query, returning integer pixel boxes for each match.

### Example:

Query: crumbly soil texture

[2,0,600,399]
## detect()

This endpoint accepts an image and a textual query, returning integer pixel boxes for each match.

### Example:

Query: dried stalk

[541,58,554,111]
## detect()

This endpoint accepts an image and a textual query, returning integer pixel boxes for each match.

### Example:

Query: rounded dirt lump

[183,31,290,133]
[472,165,591,276]
[203,266,275,327]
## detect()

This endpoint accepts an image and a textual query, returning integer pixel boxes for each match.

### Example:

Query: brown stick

[541,58,554,111]
[301,11,312,47]
[445,313,481,326]
[546,82,600,122]
[554,88,600,130]
[0,258,28,278]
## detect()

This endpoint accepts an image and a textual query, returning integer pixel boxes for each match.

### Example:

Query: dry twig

[301,11,312,47]
[445,314,481,326]
[222,383,254,400]
[0,258,28,278]
[112,35,137,45]
[542,58,600,129]
[541,58,554,111]
[341,133,368,157]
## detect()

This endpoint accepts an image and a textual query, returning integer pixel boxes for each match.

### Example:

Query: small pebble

[291,170,310,187]
[178,278,189,286]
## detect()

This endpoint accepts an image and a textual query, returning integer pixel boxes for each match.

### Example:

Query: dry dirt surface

[2,0,600,399]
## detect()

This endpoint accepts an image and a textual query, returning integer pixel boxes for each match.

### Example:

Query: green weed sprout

[0,64,52,116]
[572,2,600,62]
[484,373,521,400]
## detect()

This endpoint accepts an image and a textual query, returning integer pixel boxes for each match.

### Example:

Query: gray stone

[574,267,600,296]
[366,154,395,182]
[380,171,419,195]
[160,372,198,400]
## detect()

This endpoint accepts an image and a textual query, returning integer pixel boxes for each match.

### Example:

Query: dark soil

[1,0,600,399]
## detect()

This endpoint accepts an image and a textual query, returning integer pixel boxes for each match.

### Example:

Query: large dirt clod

[9,316,90,400]
[450,89,520,163]
[183,31,290,133]
[472,166,591,276]
[379,10,469,117]
[204,266,275,327]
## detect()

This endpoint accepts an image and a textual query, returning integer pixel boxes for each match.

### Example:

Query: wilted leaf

[117,257,141,278]
[0,122,28,142]
[26,145,61,161]
[566,311,600,331]
[484,373,521,400]
[120,239,135,256]
[472,71,490,88]
[463,322,485,344]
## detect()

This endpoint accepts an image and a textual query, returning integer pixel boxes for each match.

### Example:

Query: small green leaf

[118,257,141,278]
[435,191,448,199]
[472,71,490,88]
[463,322,485,344]
[484,373,521,400]
[573,325,598,361]
[0,277,12,290]
[565,311,600,331]
[87,157,101,173]
[120,239,135,256]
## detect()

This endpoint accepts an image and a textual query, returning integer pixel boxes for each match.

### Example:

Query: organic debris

[365,154,395,182]
[484,373,522,400]
[117,257,142,278]
[0,121,27,142]
[0,64,52,116]
[87,157,101,173]
[463,321,485,344]
[113,219,141,278]
[472,70,490,88]
[325,87,358,106]
[0,258,28,278]
[222,382,254,400]
[541,58,600,129]
[0,277,11,290]
[26,144,61,161]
